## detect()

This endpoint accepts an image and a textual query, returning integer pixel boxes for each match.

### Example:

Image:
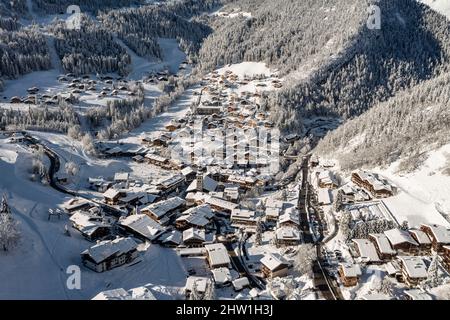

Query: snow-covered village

[1,0,450,302]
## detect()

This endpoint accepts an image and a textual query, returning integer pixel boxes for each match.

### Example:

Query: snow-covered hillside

[420,0,450,19]
[375,144,450,228]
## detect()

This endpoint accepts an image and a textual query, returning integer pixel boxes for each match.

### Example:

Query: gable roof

[384,229,418,247]
[119,214,165,240]
[82,237,137,264]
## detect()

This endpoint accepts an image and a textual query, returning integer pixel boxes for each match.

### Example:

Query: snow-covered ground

[0,142,187,299]
[420,0,450,19]
[375,144,450,228]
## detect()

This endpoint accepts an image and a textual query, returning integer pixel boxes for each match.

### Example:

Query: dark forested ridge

[52,15,132,76]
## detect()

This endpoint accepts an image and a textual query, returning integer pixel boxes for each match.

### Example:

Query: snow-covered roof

[231,208,257,221]
[353,170,391,190]
[103,188,122,199]
[181,166,195,176]
[159,230,182,245]
[183,227,206,243]
[82,237,137,264]
[205,243,231,267]
[420,223,450,244]
[360,293,392,300]
[145,153,168,163]
[114,172,129,182]
[352,239,381,263]
[317,188,332,205]
[232,277,250,291]
[404,289,433,301]
[398,256,428,279]
[278,210,300,226]
[205,196,238,211]
[275,226,301,241]
[385,261,401,275]
[409,229,431,245]
[384,229,418,247]
[369,233,396,255]
[92,288,130,300]
[339,263,362,278]
[142,197,185,218]
[211,267,232,285]
[186,175,218,193]
[128,286,157,300]
[158,175,184,189]
[119,214,165,240]
[265,198,285,209]
[265,207,281,218]
[185,277,210,293]
[260,253,289,271]
[92,286,157,300]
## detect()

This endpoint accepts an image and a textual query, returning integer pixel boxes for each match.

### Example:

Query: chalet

[384,228,419,254]
[232,277,250,291]
[224,186,240,203]
[443,245,450,272]
[182,227,206,247]
[181,166,196,182]
[114,172,129,183]
[132,155,145,163]
[339,263,362,287]
[145,153,171,169]
[185,192,208,206]
[383,266,400,289]
[265,207,281,222]
[119,214,165,241]
[69,211,111,241]
[404,289,433,301]
[275,226,301,246]
[151,135,171,147]
[211,267,233,287]
[196,105,223,115]
[186,173,218,193]
[352,239,381,264]
[157,174,185,193]
[10,96,22,103]
[81,237,138,273]
[63,198,92,214]
[260,253,290,278]
[227,175,257,188]
[205,196,238,214]
[103,188,125,205]
[92,286,157,300]
[204,243,231,269]
[184,277,211,298]
[409,229,432,254]
[175,204,214,230]
[397,256,428,287]
[278,209,300,228]
[158,230,182,247]
[141,197,185,225]
[351,171,394,198]
[165,122,181,132]
[369,233,397,260]
[316,170,338,189]
[231,208,259,229]
[420,223,450,254]
[88,178,113,192]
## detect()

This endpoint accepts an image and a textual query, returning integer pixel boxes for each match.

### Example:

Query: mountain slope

[314,71,450,171]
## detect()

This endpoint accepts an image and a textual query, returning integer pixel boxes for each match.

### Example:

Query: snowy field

[421,0,450,19]
[375,144,450,228]
[0,142,187,299]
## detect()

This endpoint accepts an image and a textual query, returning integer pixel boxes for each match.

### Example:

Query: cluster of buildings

[339,224,450,288]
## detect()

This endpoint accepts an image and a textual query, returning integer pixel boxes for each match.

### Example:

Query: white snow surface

[420,0,450,19]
